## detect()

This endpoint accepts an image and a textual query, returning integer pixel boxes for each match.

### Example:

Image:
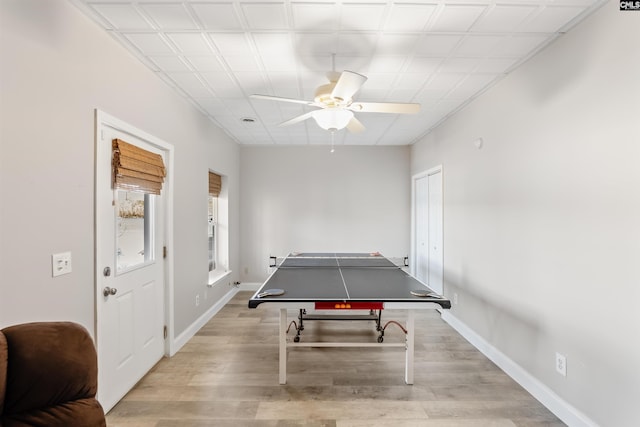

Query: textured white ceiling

[71,0,605,146]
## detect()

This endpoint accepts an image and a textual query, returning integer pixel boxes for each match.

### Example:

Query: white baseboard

[169,287,239,356]
[441,311,598,427]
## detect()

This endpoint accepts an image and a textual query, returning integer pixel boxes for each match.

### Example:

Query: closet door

[412,166,443,294]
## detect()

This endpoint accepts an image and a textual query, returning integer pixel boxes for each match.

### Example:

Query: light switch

[52,252,72,277]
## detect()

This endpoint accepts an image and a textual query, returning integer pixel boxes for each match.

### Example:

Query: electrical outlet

[52,252,72,277]
[195,294,200,307]
[556,352,567,377]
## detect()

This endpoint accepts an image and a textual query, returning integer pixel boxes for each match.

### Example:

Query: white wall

[411,2,639,426]
[0,0,240,339]
[240,145,410,282]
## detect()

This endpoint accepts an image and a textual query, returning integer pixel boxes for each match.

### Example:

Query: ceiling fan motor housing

[314,82,343,107]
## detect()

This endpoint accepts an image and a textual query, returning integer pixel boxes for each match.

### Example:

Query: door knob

[103,286,117,297]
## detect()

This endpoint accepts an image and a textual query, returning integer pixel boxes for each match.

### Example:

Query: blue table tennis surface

[248,252,451,309]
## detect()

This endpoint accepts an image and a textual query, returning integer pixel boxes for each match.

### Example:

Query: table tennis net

[271,253,405,269]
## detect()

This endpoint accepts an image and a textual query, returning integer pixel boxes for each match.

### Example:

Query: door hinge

[163,246,167,258]
[163,325,168,339]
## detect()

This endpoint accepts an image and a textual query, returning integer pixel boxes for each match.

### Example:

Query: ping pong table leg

[405,310,415,385]
[279,308,287,384]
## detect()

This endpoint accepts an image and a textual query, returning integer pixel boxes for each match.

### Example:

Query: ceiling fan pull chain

[330,130,335,153]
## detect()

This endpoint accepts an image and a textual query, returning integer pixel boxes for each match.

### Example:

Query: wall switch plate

[52,252,72,277]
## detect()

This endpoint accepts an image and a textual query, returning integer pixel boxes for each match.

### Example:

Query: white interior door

[95,113,167,412]
[427,170,443,294]
[414,175,429,283]
[412,167,443,294]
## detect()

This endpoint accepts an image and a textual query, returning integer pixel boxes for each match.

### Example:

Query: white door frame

[94,109,175,384]
[410,165,443,291]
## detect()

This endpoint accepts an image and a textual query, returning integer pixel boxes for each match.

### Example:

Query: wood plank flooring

[106,291,564,426]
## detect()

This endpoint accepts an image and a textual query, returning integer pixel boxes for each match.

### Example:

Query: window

[116,191,154,272]
[208,171,228,283]
[208,195,217,272]
[112,138,165,273]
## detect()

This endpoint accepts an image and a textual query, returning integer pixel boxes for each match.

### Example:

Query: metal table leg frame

[279,308,287,384]
[405,310,415,385]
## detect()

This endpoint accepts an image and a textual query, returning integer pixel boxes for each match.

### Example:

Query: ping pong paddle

[258,289,285,298]
[410,289,442,298]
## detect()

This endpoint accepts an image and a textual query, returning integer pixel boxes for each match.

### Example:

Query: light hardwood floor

[106,291,565,426]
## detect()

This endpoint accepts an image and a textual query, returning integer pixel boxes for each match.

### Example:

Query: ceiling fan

[250,65,420,134]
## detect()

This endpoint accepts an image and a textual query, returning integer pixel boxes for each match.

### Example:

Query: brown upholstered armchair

[0,322,106,426]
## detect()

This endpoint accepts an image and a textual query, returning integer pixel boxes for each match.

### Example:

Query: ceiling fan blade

[278,111,316,127]
[250,94,312,106]
[349,102,421,114]
[331,71,367,102]
[346,116,365,134]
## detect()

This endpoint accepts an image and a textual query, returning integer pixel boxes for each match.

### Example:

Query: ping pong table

[248,252,451,384]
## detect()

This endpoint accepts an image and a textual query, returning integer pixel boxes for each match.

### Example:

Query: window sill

[208,270,232,287]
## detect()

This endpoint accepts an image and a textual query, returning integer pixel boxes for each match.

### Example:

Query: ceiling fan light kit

[312,109,354,131]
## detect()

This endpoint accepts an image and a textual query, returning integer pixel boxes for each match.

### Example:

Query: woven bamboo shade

[112,139,166,195]
[209,172,221,197]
